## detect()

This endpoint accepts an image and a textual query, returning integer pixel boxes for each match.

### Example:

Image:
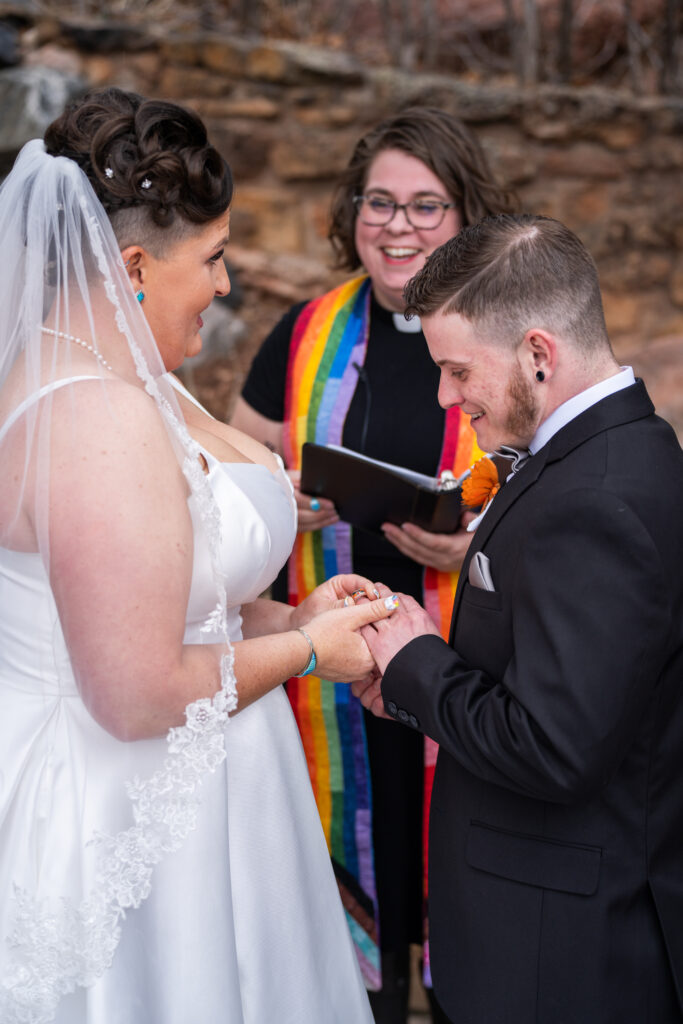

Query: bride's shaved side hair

[404,214,611,355]
[44,87,233,256]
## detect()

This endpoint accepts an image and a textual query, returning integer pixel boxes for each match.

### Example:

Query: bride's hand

[290,573,380,629]
[300,594,400,682]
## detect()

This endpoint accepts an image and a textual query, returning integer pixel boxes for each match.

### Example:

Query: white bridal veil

[0,140,236,1022]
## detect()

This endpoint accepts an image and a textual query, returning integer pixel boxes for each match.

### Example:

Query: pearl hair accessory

[141,178,152,190]
[104,167,114,179]
[41,327,113,372]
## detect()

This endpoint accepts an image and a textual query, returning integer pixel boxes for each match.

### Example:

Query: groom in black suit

[356,215,683,1023]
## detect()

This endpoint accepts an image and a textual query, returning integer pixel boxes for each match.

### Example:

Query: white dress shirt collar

[529,366,636,456]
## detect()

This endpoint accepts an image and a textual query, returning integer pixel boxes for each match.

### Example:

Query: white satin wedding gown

[0,377,373,1023]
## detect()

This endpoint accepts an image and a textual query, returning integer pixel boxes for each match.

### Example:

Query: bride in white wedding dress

[0,88,396,1024]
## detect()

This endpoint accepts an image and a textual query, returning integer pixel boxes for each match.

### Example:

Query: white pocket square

[468,551,496,592]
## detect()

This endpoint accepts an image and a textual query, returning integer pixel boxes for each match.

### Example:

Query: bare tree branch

[379,0,402,63]
[659,0,683,93]
[328,0,351,36]
[453,24,512,74]
[398,0,417,69]
[557,0,574,82]
[503,0,524,83]
[522,0,540,84]
[33,0,683,97]
[580,31,620,75]
[200,0,216,29]
[239,0,261,35]
[421,0,439,70]
[624,0,644,94]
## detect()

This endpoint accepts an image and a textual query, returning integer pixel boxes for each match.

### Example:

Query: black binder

[300,442,467,535]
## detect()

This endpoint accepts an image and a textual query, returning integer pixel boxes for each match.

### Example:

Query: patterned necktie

[495,445,531,480]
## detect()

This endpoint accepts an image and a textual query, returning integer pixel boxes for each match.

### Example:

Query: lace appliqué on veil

[0,188,238,1023]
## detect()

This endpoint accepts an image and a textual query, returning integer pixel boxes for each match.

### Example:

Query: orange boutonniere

[461,456,500,511]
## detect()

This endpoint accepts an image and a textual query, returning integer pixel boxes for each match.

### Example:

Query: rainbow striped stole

[282,274,482,990]
[420,404,482,985]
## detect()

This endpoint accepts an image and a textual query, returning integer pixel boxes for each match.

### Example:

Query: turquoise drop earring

[136,290,144,303]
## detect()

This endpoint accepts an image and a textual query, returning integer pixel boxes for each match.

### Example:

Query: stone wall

[4,15,683,424]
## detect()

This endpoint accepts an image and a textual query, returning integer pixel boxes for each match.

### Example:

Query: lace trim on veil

[1,167,238,1023]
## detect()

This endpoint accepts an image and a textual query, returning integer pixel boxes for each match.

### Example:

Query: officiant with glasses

[230,106,516,1024]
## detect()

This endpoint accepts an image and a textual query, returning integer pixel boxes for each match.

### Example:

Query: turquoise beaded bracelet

[294,627,317,677]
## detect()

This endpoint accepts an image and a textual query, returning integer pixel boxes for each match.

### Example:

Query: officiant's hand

[288,469,339,532]
[380,512,476,572]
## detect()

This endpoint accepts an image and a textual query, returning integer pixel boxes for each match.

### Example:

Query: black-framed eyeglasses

[353,194,456,229]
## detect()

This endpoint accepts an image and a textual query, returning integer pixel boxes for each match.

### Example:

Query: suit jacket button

[398,709,409,722]
[386,701,398,717]
[409,714,419,729]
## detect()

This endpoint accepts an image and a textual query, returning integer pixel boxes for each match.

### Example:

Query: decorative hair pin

[104,167,114,179]
[141,178,152,190]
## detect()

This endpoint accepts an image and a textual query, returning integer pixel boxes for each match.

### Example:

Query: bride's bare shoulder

[49,378,180,463]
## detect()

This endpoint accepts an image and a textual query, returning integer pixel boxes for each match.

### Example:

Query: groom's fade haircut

[403,213,612,356]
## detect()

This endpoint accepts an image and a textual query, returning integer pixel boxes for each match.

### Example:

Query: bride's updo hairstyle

[44,86,233,257]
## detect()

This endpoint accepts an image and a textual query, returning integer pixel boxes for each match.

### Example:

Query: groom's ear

[519,328,557,383]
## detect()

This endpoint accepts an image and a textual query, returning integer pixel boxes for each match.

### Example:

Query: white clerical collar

[529,366,636,455]
[392,311,422,333]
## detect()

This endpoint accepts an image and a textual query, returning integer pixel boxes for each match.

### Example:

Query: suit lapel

[448,380,655,644]
[449,447,548,643]
[541,377,654,466]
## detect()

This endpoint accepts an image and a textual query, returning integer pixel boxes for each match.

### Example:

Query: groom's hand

[360,590,440,676]
[351,668,388,718]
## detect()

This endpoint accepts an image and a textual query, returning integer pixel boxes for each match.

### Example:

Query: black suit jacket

[383,381,683,1023]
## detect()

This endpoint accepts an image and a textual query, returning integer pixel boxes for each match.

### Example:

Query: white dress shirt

[529,366,635,455]
[466,367,636,532]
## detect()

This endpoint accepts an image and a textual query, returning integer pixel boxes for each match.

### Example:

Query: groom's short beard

[504,363,540,443]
